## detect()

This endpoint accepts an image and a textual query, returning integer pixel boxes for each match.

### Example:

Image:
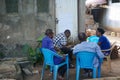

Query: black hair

[45,29,53,35]
[64,29,71,34]
[97,28,105,34]
[78,32,87,41]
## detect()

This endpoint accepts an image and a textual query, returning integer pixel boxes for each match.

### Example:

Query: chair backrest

[108,42,117,56]
[76,51,97,69]
[40,48,55,66]
[101,42,116,52]
[110,42,116,51]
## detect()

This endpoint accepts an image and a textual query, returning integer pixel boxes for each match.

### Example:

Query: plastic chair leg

[41,63,46,80]
[93,68,96,78]
[107,57,112,72]
[98,65,101,78]
[76,66,80,80]
[53,66,58,80]
[66,64,69,80]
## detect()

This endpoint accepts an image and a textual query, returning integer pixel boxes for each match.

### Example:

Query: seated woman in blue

[96,28,111,56]
[41,29,66,80]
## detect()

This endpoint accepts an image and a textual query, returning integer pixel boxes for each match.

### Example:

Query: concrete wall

[100,0,120,32]
[0,0,86,57]
[0,0,55,57]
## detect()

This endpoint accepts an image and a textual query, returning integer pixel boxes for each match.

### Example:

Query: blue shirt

[99,35,111,55]
[42,36,56,52]
[42,36,63,64]
[99,35,111,50]
[73,41,104,67]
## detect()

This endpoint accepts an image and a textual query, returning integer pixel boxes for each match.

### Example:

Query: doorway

[55,0,78,40]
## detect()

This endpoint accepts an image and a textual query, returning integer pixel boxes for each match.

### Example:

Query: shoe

[69,64,75,69]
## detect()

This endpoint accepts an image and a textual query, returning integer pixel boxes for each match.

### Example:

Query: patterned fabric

[53,33,67,48]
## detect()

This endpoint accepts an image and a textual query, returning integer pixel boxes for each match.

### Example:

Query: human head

[96,28,105,37]
[45,29,54,38]
[78,32,87,42]
[64,29,71,38]
[86,29,92,37]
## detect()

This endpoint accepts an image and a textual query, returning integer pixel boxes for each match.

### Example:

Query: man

[53,29,74,68]
[96,28,111,56]
[41,29,66,80]
[73,32,104,67]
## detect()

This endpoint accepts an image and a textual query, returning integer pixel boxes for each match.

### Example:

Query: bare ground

[24,56,120,80]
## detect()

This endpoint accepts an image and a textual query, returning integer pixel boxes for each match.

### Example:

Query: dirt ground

[24,35,120,80]
[24,56,120,80]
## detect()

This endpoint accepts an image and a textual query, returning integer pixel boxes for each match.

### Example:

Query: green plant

[21,34,44,65]
[28,47,36,64]
[0,52,5,59]
[22,44,43,65]
[35,48,43,65]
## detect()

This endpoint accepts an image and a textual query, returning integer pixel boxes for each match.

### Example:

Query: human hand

[66,45,74,48]
[54,47,61,52]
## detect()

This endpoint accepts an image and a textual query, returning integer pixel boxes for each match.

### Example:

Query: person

[87,29,99,43]
[96,28,111,56]
[73,32,104,68]
[41,29,66,80]
[86,29,92,38]
[53,29,74,68]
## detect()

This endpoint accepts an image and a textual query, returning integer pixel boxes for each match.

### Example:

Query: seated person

[87,30,99,43]
[41,29,66,80]
[96,28,111,56]
[53,29,74,68]
[73,32,104,68]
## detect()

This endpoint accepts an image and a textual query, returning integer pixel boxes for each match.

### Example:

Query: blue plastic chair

[75,51,103,80]
[40,48,69,80]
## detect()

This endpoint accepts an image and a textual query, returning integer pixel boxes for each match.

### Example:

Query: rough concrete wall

[78,0,86,32]
[100,0,120,32]
[0,0,55,58]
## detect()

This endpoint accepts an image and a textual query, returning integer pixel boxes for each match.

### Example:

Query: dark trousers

[60,46,73,62]
[57,47,73,77]
[58,64,67,77]
[55,60,66,77]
